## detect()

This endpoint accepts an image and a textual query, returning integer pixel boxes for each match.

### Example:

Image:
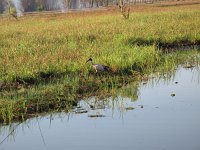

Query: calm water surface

[0,67,200,150]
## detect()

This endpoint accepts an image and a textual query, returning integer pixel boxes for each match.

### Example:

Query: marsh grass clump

[0,49,199,124]
[0,74,138,123]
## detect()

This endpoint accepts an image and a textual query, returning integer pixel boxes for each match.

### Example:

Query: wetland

[0,65,200,150]
[0,2,200,149]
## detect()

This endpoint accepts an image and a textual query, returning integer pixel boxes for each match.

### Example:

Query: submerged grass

[0,4,200,123]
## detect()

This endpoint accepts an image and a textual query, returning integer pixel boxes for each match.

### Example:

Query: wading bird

[86,58,109,73]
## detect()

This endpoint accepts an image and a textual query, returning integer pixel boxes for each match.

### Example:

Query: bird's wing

[93,64,105,71]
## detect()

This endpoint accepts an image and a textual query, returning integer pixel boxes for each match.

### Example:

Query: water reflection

[0,66,200,150]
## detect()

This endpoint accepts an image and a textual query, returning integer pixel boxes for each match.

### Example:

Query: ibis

[86,58,109,73]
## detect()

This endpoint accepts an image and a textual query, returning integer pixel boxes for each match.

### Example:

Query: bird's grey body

[92,64,107,72]
[86,58,109,73]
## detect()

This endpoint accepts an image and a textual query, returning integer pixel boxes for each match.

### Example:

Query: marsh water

[0,66,200,150]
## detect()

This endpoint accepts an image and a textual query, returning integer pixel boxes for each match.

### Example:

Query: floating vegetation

[88,114,106,118]
[125,107,135,111]
[171,93,176,97]
[139,105,144,108]
[183,65,195,69]
[75,109,88,114]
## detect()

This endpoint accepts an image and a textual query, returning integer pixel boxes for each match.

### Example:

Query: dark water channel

[0,66,200,150]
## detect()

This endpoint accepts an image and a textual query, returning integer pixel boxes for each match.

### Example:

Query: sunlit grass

[0,9,200,82]
[0,6,200,123]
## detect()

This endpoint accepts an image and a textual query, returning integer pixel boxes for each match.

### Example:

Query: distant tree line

[0,0,118,13]
[0,0,164,14]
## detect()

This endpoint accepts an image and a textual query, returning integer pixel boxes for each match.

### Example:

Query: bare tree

[118,0,130,19]
[104,0,109,6]
[5,0,18,19]
[21,0,37,12]
[0,0,4,13]
[64,0,72,9]
[89,0,94,7]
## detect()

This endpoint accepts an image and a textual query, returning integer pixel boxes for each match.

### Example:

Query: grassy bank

[0,3,200,123]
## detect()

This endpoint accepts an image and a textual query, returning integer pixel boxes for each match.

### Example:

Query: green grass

[0,9,200,82]
[0,6,200,123]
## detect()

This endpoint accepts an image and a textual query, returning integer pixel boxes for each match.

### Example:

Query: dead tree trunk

[6,0,18,20]
[118,0,130,19]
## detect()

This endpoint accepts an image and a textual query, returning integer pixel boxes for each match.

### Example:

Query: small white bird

[86,58,109,73]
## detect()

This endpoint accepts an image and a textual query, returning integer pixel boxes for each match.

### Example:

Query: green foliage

[36,5,44,12]
[0,8,200,123]
[3,6,16,16]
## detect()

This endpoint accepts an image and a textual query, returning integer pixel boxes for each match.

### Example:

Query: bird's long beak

[86,59,90,64]
[86,58,92,64]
